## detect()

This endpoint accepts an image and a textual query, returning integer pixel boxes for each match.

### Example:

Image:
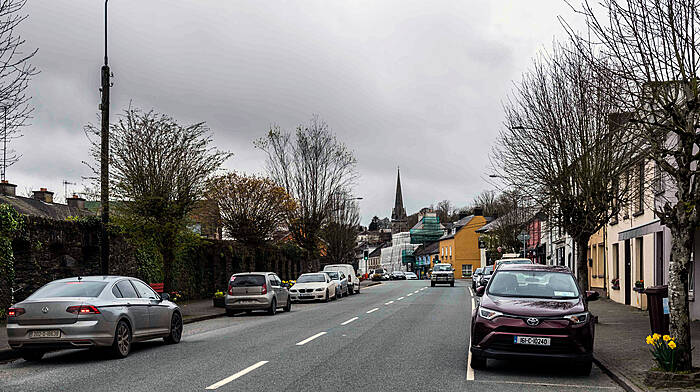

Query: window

[653,162,665,194]
[449,246,452,256]
[230,274,266,286]
[116,280,138,298]
[28,281,108,298]
[131,280,159,299]
[636,237,644,281]
[689,252,695,301]
[635,160,645,214]
[462,264,472,277]
[112,285,123,298]
[613,243,619,278]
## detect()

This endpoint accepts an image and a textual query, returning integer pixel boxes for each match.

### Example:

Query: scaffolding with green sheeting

[410,215,444,244]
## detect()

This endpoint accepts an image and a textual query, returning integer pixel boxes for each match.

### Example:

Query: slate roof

[0,195,93,220]
[414,240,439,256]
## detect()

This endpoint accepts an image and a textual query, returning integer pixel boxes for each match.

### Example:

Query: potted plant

[611,278,620,290]
[634,280,645,292]
[644,334,700,387]
[213,291,225,308]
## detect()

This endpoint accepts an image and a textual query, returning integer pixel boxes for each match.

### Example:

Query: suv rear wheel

[19,350,44,362]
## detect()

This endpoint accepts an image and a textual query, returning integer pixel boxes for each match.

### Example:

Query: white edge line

[341,316,359,325]
[467,288,476,381]
[295,331,327,346]
[206,361,269,390]
[366,308,379,314]
[397,296,405,300]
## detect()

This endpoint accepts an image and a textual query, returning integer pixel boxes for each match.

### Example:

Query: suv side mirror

[585,291,600,301]
[160,293,170,301]
[475,286,485,297]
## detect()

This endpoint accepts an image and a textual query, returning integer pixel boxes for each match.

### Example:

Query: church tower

[391,167,408,233]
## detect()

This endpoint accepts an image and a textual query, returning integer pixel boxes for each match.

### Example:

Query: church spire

[391,167,407,233]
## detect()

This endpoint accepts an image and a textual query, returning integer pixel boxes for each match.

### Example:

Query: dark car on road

[470,264,599,375]
[476,265,494,290]
[471,267,484,290]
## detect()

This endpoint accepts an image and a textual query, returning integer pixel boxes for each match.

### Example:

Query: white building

[380,232,419,273]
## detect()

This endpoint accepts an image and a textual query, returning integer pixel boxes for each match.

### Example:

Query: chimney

[0,180,16,196]
[32,187,54,203]
[473,207,484,216]
[66,194,86,210]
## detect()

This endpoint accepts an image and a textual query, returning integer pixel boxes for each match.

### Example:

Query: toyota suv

[470,264,599,375]
[431,263,455,287]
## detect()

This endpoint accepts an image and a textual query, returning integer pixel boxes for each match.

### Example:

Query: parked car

[390,271,406,280]
[405,272,418,280]
[472,267,484,290]
[477,265,494,290]
[470,264,599,375]
[226,272,291,316]
[371,268,385,281]
[323,264,360,294]
[324,270,349,298]
[290,273,337,302]
[7,276,182,361]
[494,257,534,270]
[431,263,455,287]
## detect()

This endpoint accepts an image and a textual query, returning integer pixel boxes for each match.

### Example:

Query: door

[115,279,150,337]
[655,232,664,286]
[132,279,169,334]
[270,275,287,306]
[624,239,631,305]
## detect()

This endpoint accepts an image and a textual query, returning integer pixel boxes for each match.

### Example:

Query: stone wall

[2,216,308,316]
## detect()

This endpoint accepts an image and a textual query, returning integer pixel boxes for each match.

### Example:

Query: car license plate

[31,330,60,338]
[514,336,550,346]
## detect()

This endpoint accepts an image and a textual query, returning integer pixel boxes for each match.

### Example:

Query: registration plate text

[31,330,60,338]
[514,336,550,346]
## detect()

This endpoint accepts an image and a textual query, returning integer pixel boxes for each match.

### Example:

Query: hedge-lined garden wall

[0,211,308,319]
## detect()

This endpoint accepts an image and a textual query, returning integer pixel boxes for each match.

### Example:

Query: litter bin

[643,285,669,335]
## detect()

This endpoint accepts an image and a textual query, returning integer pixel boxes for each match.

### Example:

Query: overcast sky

[11,0,581,225]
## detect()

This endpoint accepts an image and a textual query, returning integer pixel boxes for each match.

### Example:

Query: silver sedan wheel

[111,321,132,358]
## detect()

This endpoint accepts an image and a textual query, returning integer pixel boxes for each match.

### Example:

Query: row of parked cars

[6,264,361,361]
[224,264,361,316]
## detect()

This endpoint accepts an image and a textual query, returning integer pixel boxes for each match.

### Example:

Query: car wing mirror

[585,291,599,301]
[160,293,170,301]
[475,286,485,297]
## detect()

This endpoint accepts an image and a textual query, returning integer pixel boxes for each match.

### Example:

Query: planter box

[213,297,225,308]
[645,368,700,388]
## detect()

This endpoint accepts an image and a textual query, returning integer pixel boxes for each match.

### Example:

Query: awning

[618,219,663,241]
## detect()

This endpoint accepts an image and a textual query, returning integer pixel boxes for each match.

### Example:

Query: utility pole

[2,106,6,182]
[99,0,111,274]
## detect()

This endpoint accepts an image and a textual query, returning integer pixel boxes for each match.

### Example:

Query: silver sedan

[7,276,182,361]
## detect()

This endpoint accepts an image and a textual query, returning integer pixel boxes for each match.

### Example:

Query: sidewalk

[590,298,700,391]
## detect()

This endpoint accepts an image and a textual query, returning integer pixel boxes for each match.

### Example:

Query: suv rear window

[29,281,108,298]
[230,275,265,287]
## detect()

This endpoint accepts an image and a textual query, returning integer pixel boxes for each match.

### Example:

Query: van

[323,264,360,294]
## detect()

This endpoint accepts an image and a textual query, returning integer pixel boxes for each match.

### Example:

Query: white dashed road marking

[385,300,394,305]
[407,293,413,297]
[414,290,419,293]
[205,361,269,390]
[397,296,405,300]
[366,308,379,314]
[341,317,359,326]
[296,332,327,346]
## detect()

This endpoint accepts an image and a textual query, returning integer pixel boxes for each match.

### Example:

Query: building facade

[438,214,487,279]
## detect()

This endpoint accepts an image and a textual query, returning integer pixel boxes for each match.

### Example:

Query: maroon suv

[470,264,599,375]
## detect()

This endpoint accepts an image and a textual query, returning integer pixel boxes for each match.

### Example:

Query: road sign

[517,233,531,241]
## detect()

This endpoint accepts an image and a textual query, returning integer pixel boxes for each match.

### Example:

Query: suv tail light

[261,283,267,295]
[66,305,101,315]
[8,307,25,317]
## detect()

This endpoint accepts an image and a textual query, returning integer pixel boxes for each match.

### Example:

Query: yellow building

[438,214,488,279]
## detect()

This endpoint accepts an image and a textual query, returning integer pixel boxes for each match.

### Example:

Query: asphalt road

[0,280,623,392]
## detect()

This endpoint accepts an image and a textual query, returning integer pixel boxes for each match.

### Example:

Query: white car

[290,273,337,302]
[323,264,360,294]
[405,272,418,280]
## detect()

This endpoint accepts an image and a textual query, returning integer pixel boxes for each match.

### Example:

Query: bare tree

[564,0,700,369]
[206,171,296,246]
[321,191,360,267]
[491,41,640,291]
[86,106,230,291]
[0,0,37,181]
[255,115,357,272]
[435,199,453,223]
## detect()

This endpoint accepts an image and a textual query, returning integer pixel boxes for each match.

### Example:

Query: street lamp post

[99,0,111,274]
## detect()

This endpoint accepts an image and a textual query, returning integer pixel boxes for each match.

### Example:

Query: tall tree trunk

[668,223,693,370]
[575,235,590,291]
